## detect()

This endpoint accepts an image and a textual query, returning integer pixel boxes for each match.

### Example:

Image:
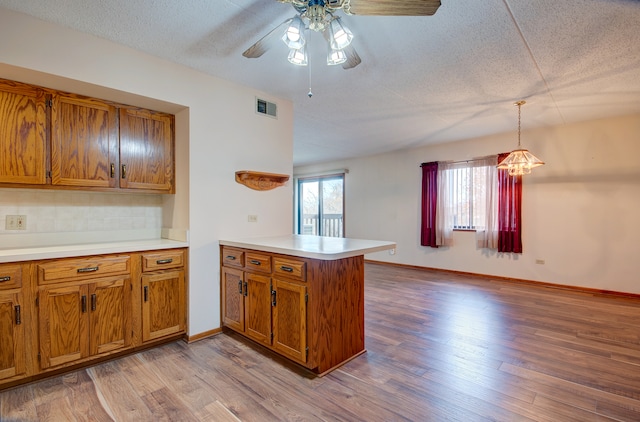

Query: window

[297,174,344,237]
[445,163,489,230]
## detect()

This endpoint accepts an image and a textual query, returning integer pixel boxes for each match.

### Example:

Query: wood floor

[2,262,640,421]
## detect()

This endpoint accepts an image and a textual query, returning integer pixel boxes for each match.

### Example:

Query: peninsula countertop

[219,234,395,260]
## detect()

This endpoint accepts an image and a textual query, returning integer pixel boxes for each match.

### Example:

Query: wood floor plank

[3,262,640,421]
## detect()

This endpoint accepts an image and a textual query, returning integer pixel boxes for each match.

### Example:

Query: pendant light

[497,100,545,176]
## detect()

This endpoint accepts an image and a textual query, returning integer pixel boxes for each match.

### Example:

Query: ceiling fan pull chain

[308,52,313,98]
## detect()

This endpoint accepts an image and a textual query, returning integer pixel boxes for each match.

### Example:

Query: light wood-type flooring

[2,262,640,421]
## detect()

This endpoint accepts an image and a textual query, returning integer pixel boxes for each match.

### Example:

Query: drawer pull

[15,305,21,325]
[271,290,277,306]
[144,286,149,302]
[156,258,173,265]
[243,281,248,297]
[280,266,294,273]
[121,164,127,179]
[226,255,236,260]
[91,294,97,311]
[110,163,115,178]
[77,266,99,273]
[238,280,243,295]
[0,276,11,282]
[249,260,261,266]
[81,295,87,313]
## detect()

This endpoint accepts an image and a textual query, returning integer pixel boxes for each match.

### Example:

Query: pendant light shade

[497,101,545,176]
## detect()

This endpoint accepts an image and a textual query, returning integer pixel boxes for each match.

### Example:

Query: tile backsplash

[0,189,162,247]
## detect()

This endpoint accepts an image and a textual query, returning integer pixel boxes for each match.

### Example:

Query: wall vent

[256,98,277,118]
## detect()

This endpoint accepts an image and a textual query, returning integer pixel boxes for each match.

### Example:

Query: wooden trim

[235,170,289,191]
[365,260,640,300]
[185,327,223,343]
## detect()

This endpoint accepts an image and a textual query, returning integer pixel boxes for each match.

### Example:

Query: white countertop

[219,235,395,260]
[0,238,189,263]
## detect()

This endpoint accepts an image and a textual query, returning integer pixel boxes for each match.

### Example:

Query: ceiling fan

[242,0,441,70]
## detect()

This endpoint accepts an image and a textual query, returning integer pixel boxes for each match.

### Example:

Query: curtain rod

[420,154,497,167]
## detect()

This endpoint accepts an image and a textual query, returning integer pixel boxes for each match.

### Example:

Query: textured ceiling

[1,0,639,166]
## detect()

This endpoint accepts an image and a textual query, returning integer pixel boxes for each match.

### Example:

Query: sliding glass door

[297,174,344,237]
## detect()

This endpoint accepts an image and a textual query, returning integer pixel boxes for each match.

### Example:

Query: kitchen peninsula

[219,235,395,375]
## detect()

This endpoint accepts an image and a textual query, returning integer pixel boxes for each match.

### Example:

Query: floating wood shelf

[235,171,290,191]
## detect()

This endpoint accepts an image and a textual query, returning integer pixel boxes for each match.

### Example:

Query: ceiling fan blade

[243,18,293,58]
[347,0,441,16]
[342,45,361,69]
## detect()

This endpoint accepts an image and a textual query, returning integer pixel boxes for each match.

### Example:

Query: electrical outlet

[247,215,258,223]
[6,215,27,230]
[535,259,545,265]
[389,248,396,255]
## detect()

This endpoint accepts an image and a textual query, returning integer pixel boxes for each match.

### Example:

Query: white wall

[0,9,294,335]
[295,114,640,294]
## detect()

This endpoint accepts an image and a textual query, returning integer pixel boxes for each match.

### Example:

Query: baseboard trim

[186,327,223,343]
[365,259,640,300]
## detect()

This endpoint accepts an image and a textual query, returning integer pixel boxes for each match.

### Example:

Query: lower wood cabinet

[141,270,185,342]
[222,254,308,364]
[0,247,187,390]
[0,290,26,381]
[221,246,364,375]
[0,264,27,382]
[38,276,131,369]
[140,249,186,343]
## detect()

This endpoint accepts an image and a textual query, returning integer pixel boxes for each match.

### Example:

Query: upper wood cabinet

[50,94,118,188]
[119,108,174,193]
[0,78,175,194]
[0,79,47,185]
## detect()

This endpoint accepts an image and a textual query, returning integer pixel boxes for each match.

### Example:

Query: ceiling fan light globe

[329,18,353,50]
[327,48,347,65]
[288,46,308,66]
[282,16,306,49]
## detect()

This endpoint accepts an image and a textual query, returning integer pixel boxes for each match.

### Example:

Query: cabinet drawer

[142,250,184,272]
[0,264,21,290]
[273,257,307,282]
[245,252,272,273]
[37,255,130,285]
[222,247,244,268]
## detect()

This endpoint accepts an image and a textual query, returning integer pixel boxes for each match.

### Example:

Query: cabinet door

[0,80,47,185]
[141,270,185,342]
[39,284,90,369]
[0,292,26,380]
[50,94,118,188]
[89,277,131,355]
[221,267,244,332]
[272,279,307,363]
[244,273,272,346]
[119,108,174,193]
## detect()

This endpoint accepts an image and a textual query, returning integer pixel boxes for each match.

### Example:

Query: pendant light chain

[515,100,525,149]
